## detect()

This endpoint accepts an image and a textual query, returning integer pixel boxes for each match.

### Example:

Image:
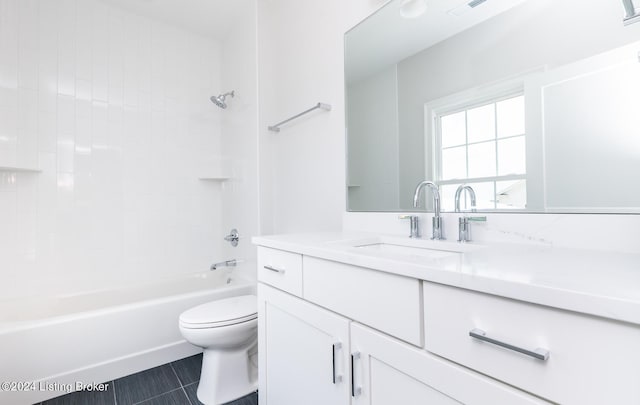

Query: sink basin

[326,234,482,261]
[327,234,484,261]
[355,243,461,260]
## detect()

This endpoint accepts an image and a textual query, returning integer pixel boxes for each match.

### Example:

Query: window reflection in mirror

[435,94,526,210]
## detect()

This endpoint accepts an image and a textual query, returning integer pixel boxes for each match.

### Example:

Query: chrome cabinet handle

[263,265,285,274]
[350,352,362,397]
[469,328,550,361]
[332,342,342,384]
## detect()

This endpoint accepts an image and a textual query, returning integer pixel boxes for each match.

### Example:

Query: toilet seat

[179,295,257,329]
[180,313,257,329]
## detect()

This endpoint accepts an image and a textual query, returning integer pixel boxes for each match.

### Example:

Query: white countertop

[253,232,640,326]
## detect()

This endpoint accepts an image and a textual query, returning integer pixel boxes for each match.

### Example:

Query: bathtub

[0,269,256,405]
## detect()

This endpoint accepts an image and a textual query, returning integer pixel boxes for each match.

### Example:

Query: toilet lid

[179,295,257,327]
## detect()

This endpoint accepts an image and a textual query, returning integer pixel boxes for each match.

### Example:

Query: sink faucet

[454,185,476,213]
[413,181,444,240]
[454,185,486,243]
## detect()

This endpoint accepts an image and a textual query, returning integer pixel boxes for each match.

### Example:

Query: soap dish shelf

[0,165,41,173]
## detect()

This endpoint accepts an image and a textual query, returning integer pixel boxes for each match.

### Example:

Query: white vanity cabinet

[257,247,303,296]
[257,246,550,405]
[258,283,351,405]
[350,323,546,405]
[303,256,423,346]
[424,282,640,404]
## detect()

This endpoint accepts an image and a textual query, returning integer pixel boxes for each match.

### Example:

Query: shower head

[210,91,235,109]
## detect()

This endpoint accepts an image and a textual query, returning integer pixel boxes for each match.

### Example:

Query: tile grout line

[180,384,194,405]
[111,380,118,405]
[132,386,187,405]
[168,362,184,387]
[169,362,194,405]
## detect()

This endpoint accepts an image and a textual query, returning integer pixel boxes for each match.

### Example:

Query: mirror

[345,0,640,213]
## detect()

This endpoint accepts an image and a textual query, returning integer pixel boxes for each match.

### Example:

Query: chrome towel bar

[268,102,331,132]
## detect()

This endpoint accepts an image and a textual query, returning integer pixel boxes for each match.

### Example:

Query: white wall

[257,0,388,235]
[219,0,260,280]
[0,0,227,298]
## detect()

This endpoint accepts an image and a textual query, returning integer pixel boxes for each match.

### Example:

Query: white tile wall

[0,0,228,299]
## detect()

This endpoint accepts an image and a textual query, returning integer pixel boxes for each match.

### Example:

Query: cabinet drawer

[423,282,640,404]
[257,247,303,296]
[352,323,549,405]
[304,257,422,346]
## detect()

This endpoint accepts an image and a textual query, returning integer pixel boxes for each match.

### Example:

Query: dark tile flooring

[36,354,258,405]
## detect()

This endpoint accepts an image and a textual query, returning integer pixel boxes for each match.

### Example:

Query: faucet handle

[224,228,240,247]
[398,215,420,238]
[457,216,486,243]
[466,216,487,222]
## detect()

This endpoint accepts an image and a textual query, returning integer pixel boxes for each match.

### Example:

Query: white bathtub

[0,269,256,405]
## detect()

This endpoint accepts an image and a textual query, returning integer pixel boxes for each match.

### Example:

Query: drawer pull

[263,265,286,274]
[469,328,550,361]
[351,352,362,397]
[332,342,342,384]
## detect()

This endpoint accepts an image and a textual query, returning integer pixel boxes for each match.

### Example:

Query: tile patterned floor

[36,354,258,405]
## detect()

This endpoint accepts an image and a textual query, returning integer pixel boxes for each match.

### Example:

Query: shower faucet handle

[224,228,240,247]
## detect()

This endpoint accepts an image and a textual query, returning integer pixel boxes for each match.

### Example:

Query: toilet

[179,295,258,405]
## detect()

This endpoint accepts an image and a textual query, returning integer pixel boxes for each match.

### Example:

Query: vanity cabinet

[304,256,422,346]
[257,247,549,405]
[350,323,546,405]
[424,282,640,404]
[258,283,350,405]
[257,247,303,296]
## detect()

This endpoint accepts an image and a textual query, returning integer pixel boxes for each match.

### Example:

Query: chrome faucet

[454,185,477,213]
[210,259,238,271]
[454,185,486,243]
[413,181,444,240]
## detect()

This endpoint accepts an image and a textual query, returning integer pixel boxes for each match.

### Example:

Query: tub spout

[210,259,238,271]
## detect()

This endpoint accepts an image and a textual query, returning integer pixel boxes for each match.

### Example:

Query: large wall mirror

[345,0,640,213]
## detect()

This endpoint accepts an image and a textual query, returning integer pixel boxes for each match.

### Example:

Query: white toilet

[179,294,258,405]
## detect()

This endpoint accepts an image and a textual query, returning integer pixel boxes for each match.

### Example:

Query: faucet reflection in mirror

[455,185,486,243]
[413,181,444,240]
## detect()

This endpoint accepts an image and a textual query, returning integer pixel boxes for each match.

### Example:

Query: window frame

[425,80,527,210]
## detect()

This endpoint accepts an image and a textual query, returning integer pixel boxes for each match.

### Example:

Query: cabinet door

[258,283,350,405]
[350,323,550,405]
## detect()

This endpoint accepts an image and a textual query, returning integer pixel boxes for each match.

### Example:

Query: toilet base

[196,343,258,405]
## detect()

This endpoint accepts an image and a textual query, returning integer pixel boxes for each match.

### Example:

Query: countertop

[253,232,640,326]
